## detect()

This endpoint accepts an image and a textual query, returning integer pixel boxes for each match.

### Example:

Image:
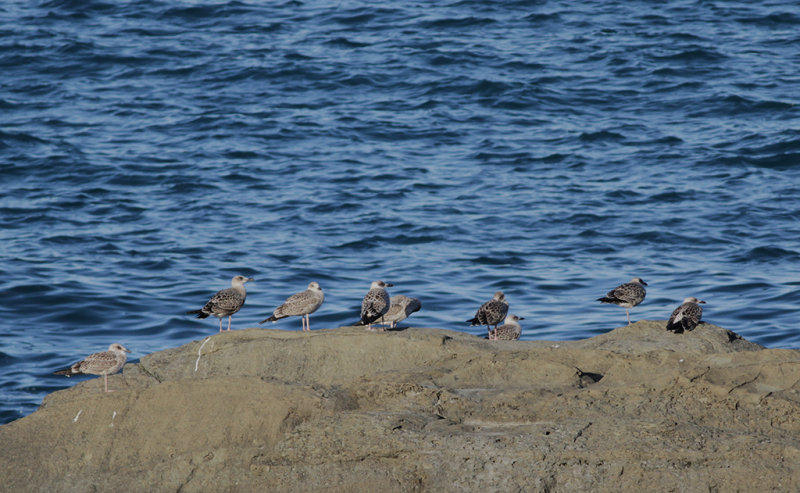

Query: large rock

[3,321,800,492]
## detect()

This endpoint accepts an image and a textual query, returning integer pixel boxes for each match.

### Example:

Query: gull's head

[493,291,505,301]
[683,297,706,305]
[308,281,322,291]
[232,275,255,285]
[371,280,393,289]
[109,343,131,353]
[630,277,647,286]
[505,314,524,324]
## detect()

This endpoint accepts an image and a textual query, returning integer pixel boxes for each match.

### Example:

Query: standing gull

[379,294,422,329]
[466,291,509,337]
[666,297,706,333]
[54,343,131,393]
[359,280,393,331]
[259,281,325,331]
[597,277,647,325]
[187,275,254,333]
[489,314,525,341]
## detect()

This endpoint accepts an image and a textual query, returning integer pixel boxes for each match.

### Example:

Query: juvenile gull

[666,297,706,333]
[489,314,525,341]
[259,281,325,331]
[597,277,647,325]
[54,343,131,393]
[187,275,254,333]
[466,291,509,336]
[378,294,422,329]
[359,280,393,331]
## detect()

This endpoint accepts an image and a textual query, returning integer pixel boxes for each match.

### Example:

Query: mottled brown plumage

[360,280,393,330]
[666,297,706,333]
[187,275,254,332]
[379,295,422,329]
[488,314,524,341]
[467,291,509,331]
[597,277,647,325]
[260,281,325,331]
[54,343,131,393]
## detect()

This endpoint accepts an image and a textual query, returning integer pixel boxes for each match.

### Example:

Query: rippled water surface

[2,0,800,423]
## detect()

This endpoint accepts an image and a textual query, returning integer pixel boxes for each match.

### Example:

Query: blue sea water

[2,0,800,424]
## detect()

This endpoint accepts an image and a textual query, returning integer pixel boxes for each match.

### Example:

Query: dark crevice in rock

[575,367,603,387]
[136,362,164,383]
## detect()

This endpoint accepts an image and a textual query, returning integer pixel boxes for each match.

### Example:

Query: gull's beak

[385,282,394,287]
[698,300,706,304]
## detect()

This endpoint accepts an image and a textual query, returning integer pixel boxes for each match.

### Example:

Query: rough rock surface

[3,321,800,492]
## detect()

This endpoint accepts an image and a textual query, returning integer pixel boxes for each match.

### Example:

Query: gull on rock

[597,277,647,325]
[54,343,131,393]
[359,280,393,331]
[259,281,325,331]
[187,275,254,333]
[378,295,422,329]
[467,291,509,336]
[666,297,706,333]
[489,314,524,341]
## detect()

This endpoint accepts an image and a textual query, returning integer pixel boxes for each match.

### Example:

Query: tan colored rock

[3,321,800,492]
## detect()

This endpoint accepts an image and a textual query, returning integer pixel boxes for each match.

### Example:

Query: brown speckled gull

[359,280,393,331]
[187,275,254,333]
[54,343,131,393]
[489,314,524,341]
[467,291,509,336]
[379,294,422,329]
[260,281,325,331]
[666,297,706,333]
[597,277,647,325]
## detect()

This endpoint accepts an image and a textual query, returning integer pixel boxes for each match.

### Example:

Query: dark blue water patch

[653,46,729,64]
[39,0,117,13]
[732,246,800,264]
[704,281,775,294]
[646,191,699,203]
[564,213,613,227]
[0,351,13,365]
[688,93,797,119]
[0,130,49,148]
[4,283,56,297]
[762,289,800,304]
[736,12,800,27]
[158,3,254,26]
[745,151,800,170]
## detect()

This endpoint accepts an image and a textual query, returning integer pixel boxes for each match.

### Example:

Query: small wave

[325,37,372,48]
[0,130,48,147]
[704,281,774,293]
[732,246,800,263]
[746,151,800,170]
[647,191,696,203]
[469,254,528,266]
[421,16,497,29]
[579,130,626,142]
[6,283,55,296]
[334,236,385,250]
[565,213,609,226]
[737,12,800,27]
[523,12,563,23]
[41,0,115,13]
[159,4,254,23]
[652,46,728,63]
[222,172,263,183]
[53,40,97,55]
